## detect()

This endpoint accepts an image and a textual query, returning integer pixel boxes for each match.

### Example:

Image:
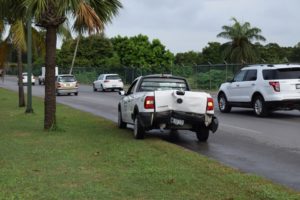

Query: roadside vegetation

[0,88,299,200]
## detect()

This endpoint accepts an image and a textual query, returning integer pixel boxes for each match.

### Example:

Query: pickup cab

[118,74,218,141]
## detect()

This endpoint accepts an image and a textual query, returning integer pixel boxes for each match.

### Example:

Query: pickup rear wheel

[134,115,145,139]
[118,109,126,129]
[218,93,231,113]
[196,126,209,142]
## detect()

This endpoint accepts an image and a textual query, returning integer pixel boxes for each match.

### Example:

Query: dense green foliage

[57,34,120,70]
[111,34,174,73]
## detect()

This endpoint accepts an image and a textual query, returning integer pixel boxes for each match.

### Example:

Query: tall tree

[175,51,203,66]
[202,42,223,64]
[289,42,300,62]
[0,19,45,107]
[1,0,122,130]
[217,17,266,64]
[112,34,174,73]
[10,20,27,107]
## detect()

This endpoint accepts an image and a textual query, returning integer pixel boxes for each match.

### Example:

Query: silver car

[55,74,79,96]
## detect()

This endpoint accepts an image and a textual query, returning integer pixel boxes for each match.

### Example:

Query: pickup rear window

[263,68,300,80]
[139,78,188,91]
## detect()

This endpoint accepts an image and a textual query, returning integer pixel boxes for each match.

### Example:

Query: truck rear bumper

[138,111,218,133]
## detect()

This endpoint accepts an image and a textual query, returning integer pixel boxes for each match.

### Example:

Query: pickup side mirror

[119,90,126,96]
[227,78,234,83]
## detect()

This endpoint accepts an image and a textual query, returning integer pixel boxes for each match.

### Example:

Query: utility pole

[25,16,33,113]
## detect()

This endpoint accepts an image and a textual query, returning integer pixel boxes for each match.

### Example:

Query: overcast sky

[103,0,300,53]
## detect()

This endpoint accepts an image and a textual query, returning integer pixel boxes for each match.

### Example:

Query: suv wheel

[133,115,145,139]
[196,126,209,142]
[218,93,231,113]
[118,109,126,129]
[253,95,269,117]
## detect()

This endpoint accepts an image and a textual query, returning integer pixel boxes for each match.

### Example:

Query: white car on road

[118,74,218,141]
[22,72,35,85]
[93,74,124,92]
[218,64,300,116]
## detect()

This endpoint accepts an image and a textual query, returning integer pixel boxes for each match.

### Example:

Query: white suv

[217,64,300,116]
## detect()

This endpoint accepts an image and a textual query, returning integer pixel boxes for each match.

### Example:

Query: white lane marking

[220,123,263,134]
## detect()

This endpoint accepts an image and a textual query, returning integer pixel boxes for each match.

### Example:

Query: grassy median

[0,88,299,200]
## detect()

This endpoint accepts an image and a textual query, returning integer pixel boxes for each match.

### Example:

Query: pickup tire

[134,115,145,139]
[118,109,126,129]
[196,126,209,142]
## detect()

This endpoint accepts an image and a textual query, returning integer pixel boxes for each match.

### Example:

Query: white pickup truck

[118,74,218,141]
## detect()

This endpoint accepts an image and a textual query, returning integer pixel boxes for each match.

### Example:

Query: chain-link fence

[66,64,242,90]
[5,63,243,90]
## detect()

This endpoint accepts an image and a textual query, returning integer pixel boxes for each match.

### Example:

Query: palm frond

[32,27,46,57]
[58,22,72,41]
[73,1,104,34]
[10,20,27,52]
[90,0,122,23]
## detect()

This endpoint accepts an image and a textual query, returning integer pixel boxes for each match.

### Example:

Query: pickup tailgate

[154,90,210,114]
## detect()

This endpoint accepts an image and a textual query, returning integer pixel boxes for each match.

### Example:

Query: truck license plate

[296,84,300,89]
[171,117,184,126]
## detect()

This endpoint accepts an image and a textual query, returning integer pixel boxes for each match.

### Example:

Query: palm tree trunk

[44,26,57,130]
[17,47,25,107]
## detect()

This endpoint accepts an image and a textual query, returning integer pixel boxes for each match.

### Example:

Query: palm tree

[1,0,122,130]
[10,20,27,107]
[217,17,266,64]
[0,19,45,107]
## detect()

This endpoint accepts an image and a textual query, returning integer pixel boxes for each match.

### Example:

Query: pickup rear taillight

[57,83,62,88]
[207,97,214,111]
[269,81,280,92]
[144,96,155,109]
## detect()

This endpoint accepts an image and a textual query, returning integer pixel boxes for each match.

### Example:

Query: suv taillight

[144,96,155,109]
[104,80,109,83]
[207,97,214,111]
[269,81,280,92]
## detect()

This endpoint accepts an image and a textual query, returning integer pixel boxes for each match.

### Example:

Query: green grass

[0,89,299,200]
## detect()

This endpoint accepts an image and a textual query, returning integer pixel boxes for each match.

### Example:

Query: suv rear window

[106,75,121,80]
[263,68,300,80]
[139,78,188,91]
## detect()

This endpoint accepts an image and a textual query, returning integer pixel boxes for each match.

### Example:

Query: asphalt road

[1,76,300,191]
